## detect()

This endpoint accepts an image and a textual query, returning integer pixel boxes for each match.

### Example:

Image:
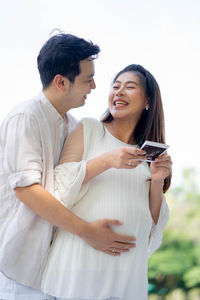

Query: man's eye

[127,86,135,89]
[113,86,120,89]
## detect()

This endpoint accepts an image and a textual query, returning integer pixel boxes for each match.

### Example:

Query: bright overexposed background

[1,0,200,187]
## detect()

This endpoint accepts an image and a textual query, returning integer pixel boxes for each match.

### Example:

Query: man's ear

[53,75,70,91]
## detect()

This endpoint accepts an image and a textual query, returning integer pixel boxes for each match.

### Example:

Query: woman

[42,64,172,300]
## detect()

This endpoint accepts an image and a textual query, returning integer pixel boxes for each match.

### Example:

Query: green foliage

[148,168,200,295]
[183,266,200,288]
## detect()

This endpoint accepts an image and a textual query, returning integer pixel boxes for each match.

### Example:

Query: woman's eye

[113,86,120,89]
[127,86,135,89]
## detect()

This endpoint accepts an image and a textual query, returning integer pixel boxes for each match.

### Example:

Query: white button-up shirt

[0,92,77,289]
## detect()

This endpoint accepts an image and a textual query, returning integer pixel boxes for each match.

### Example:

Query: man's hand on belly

[82,218,136,256]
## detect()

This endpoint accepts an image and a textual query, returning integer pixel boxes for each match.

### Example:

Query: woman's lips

[113,99,128,107]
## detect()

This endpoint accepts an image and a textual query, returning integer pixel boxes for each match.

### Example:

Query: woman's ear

[145,97,150,110]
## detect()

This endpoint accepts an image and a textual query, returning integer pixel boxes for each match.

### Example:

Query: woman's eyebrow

[115,80,139,86]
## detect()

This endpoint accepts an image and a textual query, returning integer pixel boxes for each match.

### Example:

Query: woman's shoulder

[80,117,104,133]
[79,118,105,152]
[80,117,101,126]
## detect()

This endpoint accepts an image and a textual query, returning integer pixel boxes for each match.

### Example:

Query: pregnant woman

[42,64,172,300]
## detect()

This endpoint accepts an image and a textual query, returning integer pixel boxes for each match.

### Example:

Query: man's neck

[43,89,68,117]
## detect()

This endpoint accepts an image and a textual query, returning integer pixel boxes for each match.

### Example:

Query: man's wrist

[74,218,93,240]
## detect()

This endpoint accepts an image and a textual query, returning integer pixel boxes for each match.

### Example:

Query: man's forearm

[15,183,136,255]
[15,183,90,238]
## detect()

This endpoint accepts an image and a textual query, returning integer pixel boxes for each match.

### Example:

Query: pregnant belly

[71,192,152,240]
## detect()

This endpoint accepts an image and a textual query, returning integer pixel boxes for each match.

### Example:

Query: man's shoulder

[2,94,43,123]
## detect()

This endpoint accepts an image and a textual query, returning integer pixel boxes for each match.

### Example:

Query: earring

[145,105,149,111]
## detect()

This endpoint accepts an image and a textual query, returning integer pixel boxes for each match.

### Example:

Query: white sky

[1,0,200,187]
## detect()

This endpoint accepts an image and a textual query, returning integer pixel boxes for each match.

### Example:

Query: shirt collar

[39,91,68,126]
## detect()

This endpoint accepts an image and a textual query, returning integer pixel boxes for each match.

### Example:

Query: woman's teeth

[114,100,128,106]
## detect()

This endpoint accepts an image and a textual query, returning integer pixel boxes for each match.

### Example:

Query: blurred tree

[148,168,200,299]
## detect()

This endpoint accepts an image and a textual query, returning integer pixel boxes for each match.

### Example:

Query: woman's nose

[116,87,124,95]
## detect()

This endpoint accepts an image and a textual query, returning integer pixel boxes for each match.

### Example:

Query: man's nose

[91,78,96,90]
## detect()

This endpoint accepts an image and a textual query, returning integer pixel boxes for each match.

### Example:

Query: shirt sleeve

[54,161,90,209]
[54,118,98,209]
[1,113,42,189]
[80,118,104,160]
[54,118,101,209]
[148,194,169,257]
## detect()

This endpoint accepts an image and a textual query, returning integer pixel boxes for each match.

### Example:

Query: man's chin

[78,101,85,107]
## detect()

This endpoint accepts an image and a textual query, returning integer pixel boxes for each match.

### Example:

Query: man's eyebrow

[115,80,139,86]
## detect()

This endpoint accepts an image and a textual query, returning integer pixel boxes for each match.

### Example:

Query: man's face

[66,59,96,109]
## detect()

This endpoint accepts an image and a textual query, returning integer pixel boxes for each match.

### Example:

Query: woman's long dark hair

[101,64,171,192]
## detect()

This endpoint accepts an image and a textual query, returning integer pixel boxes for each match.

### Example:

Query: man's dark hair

[37,33,100,89]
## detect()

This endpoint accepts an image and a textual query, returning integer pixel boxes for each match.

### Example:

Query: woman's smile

[113,99,128,108]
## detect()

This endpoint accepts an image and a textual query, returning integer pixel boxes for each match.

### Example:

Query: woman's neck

[104,119,138,144]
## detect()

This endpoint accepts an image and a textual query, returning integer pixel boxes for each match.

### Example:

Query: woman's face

[108,71,148,121]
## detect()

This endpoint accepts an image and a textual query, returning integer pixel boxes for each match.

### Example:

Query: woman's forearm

[83,152,111,183]
[83,147,145,184]
[149,179,164,224]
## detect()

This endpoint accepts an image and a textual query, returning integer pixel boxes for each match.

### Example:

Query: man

[0,33,135,300]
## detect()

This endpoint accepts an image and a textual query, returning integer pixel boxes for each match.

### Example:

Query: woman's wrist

[100,152,113,170]
[151,177,164,186]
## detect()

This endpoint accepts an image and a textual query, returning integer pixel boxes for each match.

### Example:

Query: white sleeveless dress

[41,118,169,300]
